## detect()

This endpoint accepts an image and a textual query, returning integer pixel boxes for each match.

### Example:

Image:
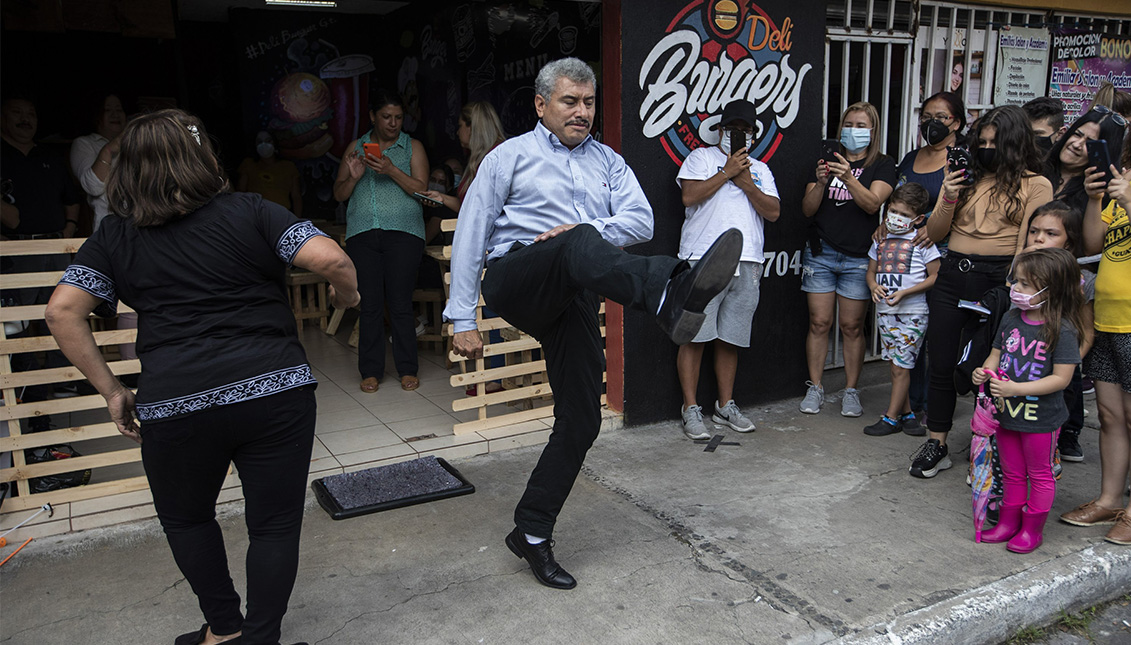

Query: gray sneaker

[681,404,711,440]
[713,400,755,432]
[841,388,863,417]
[799,381,824,414]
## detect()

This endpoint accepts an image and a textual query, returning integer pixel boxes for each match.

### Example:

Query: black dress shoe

[505,527,577,589]
[657,228,743,344]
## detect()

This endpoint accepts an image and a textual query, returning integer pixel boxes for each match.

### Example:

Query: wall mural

[621,0,825,423]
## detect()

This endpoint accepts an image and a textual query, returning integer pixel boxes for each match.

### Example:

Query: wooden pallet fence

[0,238,147,514]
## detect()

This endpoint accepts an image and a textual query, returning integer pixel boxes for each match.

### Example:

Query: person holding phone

[1043,106,1126,215]
[799,101,897,418]
[420,101,507,215]
[674,99,780,439]
[1063,161,1131,545]
[333,89,429,393]
[914,105,1053,479]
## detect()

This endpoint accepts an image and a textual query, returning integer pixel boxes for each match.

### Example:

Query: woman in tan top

[909,105,1053,479]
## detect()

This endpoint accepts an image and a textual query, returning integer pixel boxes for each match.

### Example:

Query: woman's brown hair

[106,109,228,227]
[1012,247,1085,353]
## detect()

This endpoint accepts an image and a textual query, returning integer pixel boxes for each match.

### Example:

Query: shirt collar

[535,120,592,152]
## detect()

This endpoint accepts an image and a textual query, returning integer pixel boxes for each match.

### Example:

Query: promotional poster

[993,28,1051,107]
[620,0,825,423]
[1049,29,1131,121]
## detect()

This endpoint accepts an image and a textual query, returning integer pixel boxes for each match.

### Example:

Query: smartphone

[947,146,974,185]
[730,130,746,154]
[821,139,839,163]
[412,192,444,207]
[362,142,382,159]
[1086,139,1114,184]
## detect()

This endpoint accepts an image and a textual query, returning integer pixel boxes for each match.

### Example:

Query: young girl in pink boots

[973,248,1085,553]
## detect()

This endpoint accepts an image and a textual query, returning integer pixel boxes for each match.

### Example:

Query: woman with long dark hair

[46,109,359,644]
[333,88,429,393]
[912,105,1054,479]
[1044,106,1126,215]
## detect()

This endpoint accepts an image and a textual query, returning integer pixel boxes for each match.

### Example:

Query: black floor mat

[311,456,475,520]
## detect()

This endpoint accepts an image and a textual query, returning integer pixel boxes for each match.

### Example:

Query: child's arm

[988,363,1075,398]
[972,348,1000,385]
[867,259,887,303]
[1080,301,1095,358]
[886,258,939,305]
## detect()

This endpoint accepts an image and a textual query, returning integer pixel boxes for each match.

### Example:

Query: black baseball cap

[719,99,758,128]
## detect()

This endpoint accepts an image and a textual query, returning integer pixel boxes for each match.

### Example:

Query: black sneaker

[900,412,924,436]
[1059,432,1084,462]
[909,439,952,479]
[864,416,902,436]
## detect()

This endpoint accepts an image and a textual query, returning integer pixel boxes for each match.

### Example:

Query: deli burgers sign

[637,0,813,166]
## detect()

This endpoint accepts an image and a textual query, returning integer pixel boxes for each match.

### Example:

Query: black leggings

[926,254,1011,434]
[141,387,316,645]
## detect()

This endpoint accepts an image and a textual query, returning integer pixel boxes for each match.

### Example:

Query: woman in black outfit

[46,109,360,645]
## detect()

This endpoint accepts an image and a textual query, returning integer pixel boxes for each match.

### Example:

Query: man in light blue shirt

[445,57,742,590]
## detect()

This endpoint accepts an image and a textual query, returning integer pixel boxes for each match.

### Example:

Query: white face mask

[885,211,916,234]
[451,172,462,187]
[256,142,275,158]
[427,181,446,193]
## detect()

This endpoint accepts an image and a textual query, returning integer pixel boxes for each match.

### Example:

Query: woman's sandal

[359,377,379,393]
[174,624,243,645]
[400,375,420,391]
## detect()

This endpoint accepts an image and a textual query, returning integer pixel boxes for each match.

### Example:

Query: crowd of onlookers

[671,82,1131,554]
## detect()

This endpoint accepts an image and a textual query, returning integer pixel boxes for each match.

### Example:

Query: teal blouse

[345,130,424,240]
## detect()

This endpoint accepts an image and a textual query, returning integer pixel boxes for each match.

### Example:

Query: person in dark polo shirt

[2,91,83,417]
[1,92,80,243]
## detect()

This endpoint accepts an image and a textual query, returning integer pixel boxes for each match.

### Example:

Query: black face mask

[920,119,951,146]
[976,147,997,171]
[1035,135,1053,155]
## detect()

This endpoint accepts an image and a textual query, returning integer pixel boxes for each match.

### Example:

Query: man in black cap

[674,99,780,440]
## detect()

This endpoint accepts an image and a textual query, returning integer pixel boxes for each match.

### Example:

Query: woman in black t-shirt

[799,101,897,418]
[46,110,360,645]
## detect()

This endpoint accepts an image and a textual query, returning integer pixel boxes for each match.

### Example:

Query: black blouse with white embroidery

[59,192,329,423]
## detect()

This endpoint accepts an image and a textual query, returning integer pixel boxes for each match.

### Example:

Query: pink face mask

[1009,284,1046,311]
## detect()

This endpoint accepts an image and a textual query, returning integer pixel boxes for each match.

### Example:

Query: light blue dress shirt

[443,121,655,333]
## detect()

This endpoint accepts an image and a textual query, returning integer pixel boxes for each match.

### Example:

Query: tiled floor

[299,326,569,478]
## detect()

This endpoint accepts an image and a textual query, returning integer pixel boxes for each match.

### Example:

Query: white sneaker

[800,381,824,414]
[681,405,711,440]
[841,388,863,417]
[713,400,755,432]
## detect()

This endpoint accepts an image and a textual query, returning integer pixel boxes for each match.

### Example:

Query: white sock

[525,533,547,545]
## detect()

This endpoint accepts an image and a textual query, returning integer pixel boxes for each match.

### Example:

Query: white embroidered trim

[59,265,116,303]
[276,221,329,264]
[136,364,316,421]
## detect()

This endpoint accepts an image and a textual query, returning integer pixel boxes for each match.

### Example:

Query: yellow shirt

[238,158,299,210]
[1096,198,1131,333]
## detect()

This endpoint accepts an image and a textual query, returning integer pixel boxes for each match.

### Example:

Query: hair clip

[187,124,202,145]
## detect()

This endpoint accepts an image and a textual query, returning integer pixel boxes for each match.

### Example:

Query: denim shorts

[800,247,870,301]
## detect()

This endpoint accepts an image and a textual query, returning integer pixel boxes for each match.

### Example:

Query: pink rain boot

[1007,509,1049,554]
[980,504,1023,543]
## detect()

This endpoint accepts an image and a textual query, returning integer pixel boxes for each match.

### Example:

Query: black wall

[619,0,826,424]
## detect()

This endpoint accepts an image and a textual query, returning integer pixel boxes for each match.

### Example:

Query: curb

[835,544,1131,645]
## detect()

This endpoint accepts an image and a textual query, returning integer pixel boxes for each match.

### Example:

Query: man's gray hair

[534,58,596,100]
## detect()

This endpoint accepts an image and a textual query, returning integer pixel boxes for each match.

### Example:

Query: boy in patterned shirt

[864,183,941,436]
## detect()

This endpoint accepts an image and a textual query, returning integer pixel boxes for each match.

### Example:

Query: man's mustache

[566,119,590,128]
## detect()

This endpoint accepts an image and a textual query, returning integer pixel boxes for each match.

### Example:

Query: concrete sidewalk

[2,372,1130,645]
